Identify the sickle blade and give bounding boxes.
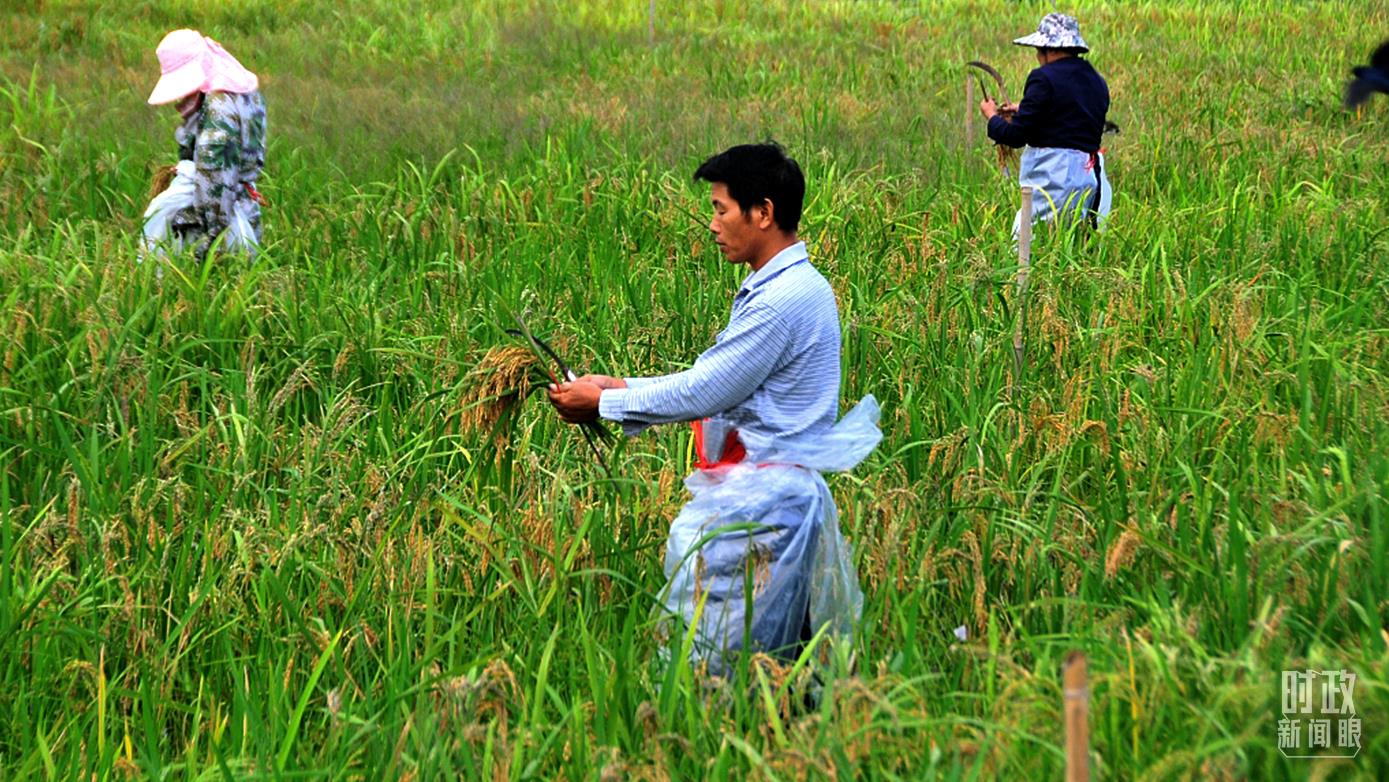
[506,325,575,383]
[965,60,1011,104]
[505,324,615,451]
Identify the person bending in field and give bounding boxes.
[547,143,881,676]
[980,13,1112,235]
[141,29,267,261]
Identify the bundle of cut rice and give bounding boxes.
[148,163,178,202]
[459,345,544,435]
[460,339,612,471]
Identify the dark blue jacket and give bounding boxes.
[988,57,1109,153]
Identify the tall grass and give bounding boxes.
[1,0,1386,778]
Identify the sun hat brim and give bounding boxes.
[148,59,205,105]
[1012,31,1090,53]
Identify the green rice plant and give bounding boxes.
[0,0,1385,778]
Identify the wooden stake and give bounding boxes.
[965,73,975,147]
[1064,651,1090,782]
[1012,185,1033,378]
[648,0,656,45]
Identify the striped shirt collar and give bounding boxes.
[738,240,808,296]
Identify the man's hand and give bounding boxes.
[979,97,999,120]
[573,374,627,391]
[547,380,603,424]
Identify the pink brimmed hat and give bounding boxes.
[147,29,258,105]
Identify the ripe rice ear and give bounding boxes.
[460,345,542,434]
[148,163,178,202]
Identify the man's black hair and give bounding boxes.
[693,142,805,233]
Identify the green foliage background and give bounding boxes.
[1,1,1386,778]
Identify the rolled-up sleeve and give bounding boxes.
[987,70,1049,149]
[599,302,790,436]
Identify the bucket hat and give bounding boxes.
[1012,13,1089,53]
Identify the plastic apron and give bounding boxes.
[662,395,881,675]
[1012,146,1112,237]
[141,160,262,260]
[140,160,198,260]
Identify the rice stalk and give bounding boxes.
[459,345,543,435]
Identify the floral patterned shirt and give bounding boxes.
[171,90,267,257]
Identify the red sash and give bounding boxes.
[691,419,746,470]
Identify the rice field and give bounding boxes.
[1,0,1387,778]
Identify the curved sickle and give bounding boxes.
[505,326,573,383]
[965,60,1011,105]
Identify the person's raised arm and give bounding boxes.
[985,70,1050,149]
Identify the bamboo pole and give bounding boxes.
[1012,185,1033,378]
[1064,651,1090,782]
[965,73,975,147]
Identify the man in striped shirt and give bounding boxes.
[547,143,839,443]
[548,143,878,671]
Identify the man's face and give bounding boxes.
[708,182,763,265]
